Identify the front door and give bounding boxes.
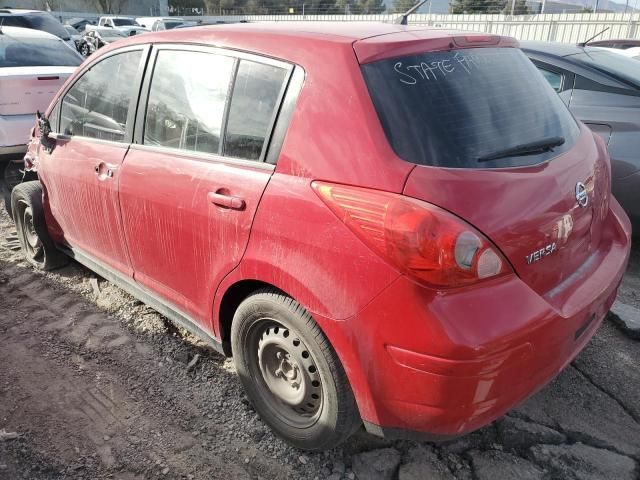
[38,46,148,276]
[119,46,291,328]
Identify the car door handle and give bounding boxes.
[208,191,246,210]
[95,162,116,178]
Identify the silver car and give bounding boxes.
[522,42,640,233]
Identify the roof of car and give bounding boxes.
[519,41,587,57]
[99,22,517,66]
[0,25,59,40]
[0,9,45,14]
[125,22,501,46]
[589,38,640,45]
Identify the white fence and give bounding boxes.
[54,12,640,43]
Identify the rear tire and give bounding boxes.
[11,181,68,270]
[231,288,361,451]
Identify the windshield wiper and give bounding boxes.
[478,136,565,163]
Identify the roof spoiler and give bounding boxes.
[394,0,430,26]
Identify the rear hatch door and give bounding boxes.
[360,44,610,297]
[0,67,76,115]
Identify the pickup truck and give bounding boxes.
[96,16,147,36]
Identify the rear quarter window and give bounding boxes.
[361,47,580,169]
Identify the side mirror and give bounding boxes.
[36,111,51,141]
[36,110,57,153]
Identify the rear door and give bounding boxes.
[119,45,292,327]
[360,46,610,298]
[38,46,149,276]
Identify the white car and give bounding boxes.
[0,26,82,215]
[597,46,640,61]
[136,16,184,30]
[96,16,147,36]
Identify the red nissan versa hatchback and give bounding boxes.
[12,23,631,451]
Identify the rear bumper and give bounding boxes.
[332,199,631,438]
[0,114,34,160]
[0,144,27,160]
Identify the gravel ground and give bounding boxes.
[0,206,639,480]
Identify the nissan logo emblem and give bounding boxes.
[575,182,588,208]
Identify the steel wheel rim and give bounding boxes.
[20,204,44,262]
[248,319,323,428]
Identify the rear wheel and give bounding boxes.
[12,181,67,270]
[231,289,361,450]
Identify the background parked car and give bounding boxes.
[151,18,191,31]
[64,24,82,48]
[136,16,187,31]
[523,41,640,232]
[599,46,640,60]
[65,17,96,33]
[76,29,127,57]
[0,26,81,216]
[0,9,75,50]
[587,38,640,49]
[96,16,147,36]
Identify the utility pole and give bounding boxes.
[511,0,517,15]
[540,0,546,14]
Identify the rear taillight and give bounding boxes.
[312,182,513,288]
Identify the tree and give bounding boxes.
[502,0,530,14]
[93,0,127,14]
[357,0,386,13]
[450,0,506,13]
[390,0,417,13]
[169,0,206,15]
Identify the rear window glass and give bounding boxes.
[0,36,82,67]
[361,47,580,169]
[223,60,288,160]
[0,13,70,40]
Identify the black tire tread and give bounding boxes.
[232,287,361,450]
[11,181,67,270]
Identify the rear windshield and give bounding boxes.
[0,36,82,67]
[361,47,580,168]
[113,18,136,26]
[0,13,70,40]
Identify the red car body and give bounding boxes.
[27,23,631,440]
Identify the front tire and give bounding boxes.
[11,181,67,270]
[231,289,361,451]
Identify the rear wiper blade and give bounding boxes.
[478,136,565,163]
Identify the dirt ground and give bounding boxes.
[1,206,639,480]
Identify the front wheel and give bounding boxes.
[231,289,361,451]
[11,181,67,270]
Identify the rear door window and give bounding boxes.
[144,50,235,155]
[223,60,288,160]
[361,47,580,169]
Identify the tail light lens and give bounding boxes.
[312,181,513,288]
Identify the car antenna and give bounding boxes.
[394,0,430,25]
[577,27,610,47]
